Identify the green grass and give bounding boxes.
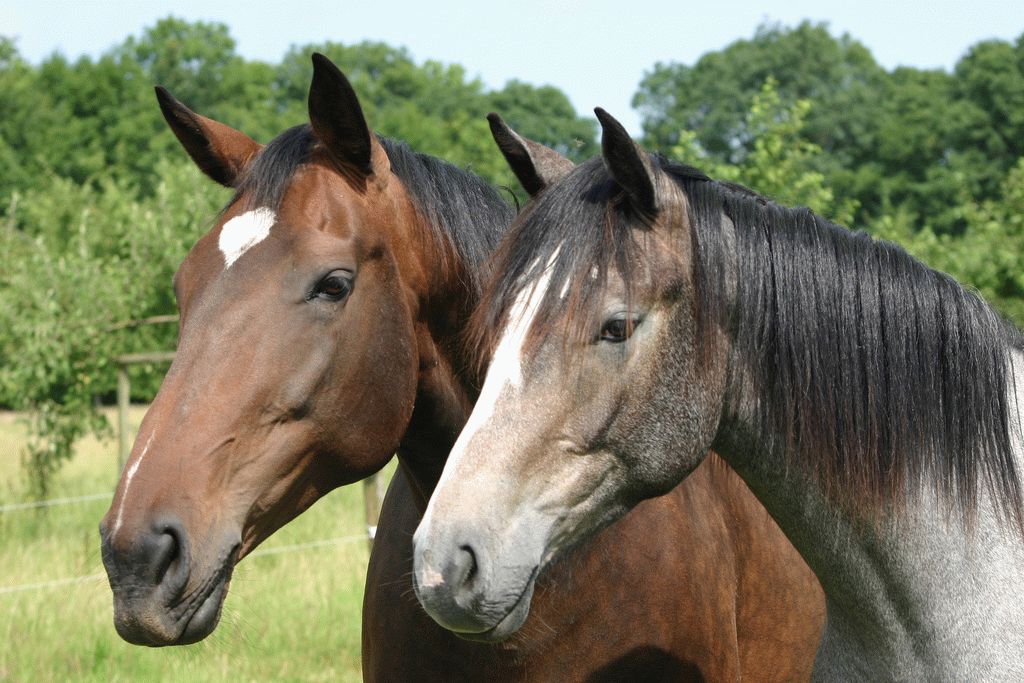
[0,408,391,682]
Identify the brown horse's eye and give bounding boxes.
[312,271,353,301]
[599,315,640,343]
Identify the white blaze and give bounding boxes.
[111,431,156,538]
[218,208,276,268]
[419,250,562,531]
[463,249,560,432]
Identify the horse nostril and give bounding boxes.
[151,518,190,596]
[456,544,478,583]
[446,543,481,601]
[413,534,502,633]
[152,530,178,585]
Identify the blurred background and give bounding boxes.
[1,1,1022,680]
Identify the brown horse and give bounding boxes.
[100,54,823,680]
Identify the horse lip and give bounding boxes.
[453,565,539,643]
[163,544,240,645]
[174,569,234,644]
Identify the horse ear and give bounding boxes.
[487,113,574,196]
[308,53,385,177]
[595,108,658,215]
[155,87,261,188]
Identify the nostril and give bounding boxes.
[152,530,179,585]
[447,543,480,600]
[151,519,190,596]
[457,544,478,583]
[413,535,499,633]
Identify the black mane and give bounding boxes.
[230,125,513,295]
[231,124,314,212]
[380,137,513,293]
[475,154,1024,525]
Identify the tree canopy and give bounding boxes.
[634,22,1024,235]
[1,17,1022,493]
[0,17,595,492]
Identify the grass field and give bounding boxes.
[0,408,391,682]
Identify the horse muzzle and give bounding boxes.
[412,521,542,642]
[99,516,239,646]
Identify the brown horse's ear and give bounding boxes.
[487,113,574,196]
[308,53,386,178]
[154,87,261,188]
[595,107,658,215]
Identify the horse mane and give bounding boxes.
[379,137,514,294]
[473,154,1024,526]
[229,124,513,296]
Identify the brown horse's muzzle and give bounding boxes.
[99,515,239,646]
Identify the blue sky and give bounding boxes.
[4,0,1022,134]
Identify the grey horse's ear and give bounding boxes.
[487,113,574,196]
[155,86,261,188]
[595,107,658,215]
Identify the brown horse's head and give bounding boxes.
[100,54,507,646]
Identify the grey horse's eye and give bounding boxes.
[599,315,640,343]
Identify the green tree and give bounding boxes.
[633,22,1024,235]
[875,158,1024,326]
[861,67,984,230]
[120,17,244,114]
[634,21,884,165]
[273,41,595,188]
[669,79,857,226]
[0,160,226,495]
[952,37,1024,197]
[0,17,597,493]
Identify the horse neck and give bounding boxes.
[397,322,478,507]
[391,193,508,508]
[714,348,1024,679]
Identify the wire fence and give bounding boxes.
[0,533,365,596]
[0,492,113,513]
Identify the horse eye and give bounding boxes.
[312,271,353,301]
[599,315,640,343]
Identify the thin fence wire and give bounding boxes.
[0,572,107,595]
[0,534,365,596]
[0,492,114,513]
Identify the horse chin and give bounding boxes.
[112,551,237,647]
[454,573,538,643]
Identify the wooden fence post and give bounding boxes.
[112,351,176,475]
[116,365,130,472]
[362,472,386,550]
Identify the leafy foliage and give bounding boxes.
[0,162,225,494]
[875,158,1024,326]
[634,22,1024,235]
[668,76,1024,329]
[634,22,884,165]
[0,18,594,494]
[669,79,857,226]
[1,16,1022,493]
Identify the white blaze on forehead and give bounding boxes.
[417,249,562,537]
[477,246,562,399]
[486,256,558,391]
[110,431,156,539]
[218,207,276,268]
